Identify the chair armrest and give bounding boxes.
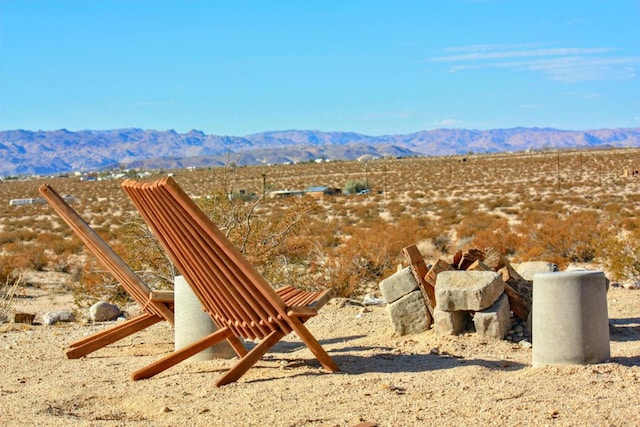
[287,306,318,318]
[149,290,174,303]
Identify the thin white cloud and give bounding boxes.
[428,43,640,83]
[431,47,614,62]
[562,92,603,99]
[432,119,462,127]
[442,43,550,53]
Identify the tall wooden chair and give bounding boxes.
[121,177,339,386]
[39,184,175,359]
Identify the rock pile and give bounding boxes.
[434,270,510,339]
[379,245,557,341]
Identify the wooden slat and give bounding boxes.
[153,181,280,336]
[132,328,234,381]
[66,313,162,359]
[403,245,436,313]
[162,178,292,321]
[124,181,261,339]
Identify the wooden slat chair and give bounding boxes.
[121,177,339,386]
[39,184,175,359]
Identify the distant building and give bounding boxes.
[9,198,45,206]
[267,190,305,199]
[304,186,342,199]
[9,194,75,206]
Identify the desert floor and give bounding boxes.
[1,277,639,427]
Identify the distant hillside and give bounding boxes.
[1,127,639,176]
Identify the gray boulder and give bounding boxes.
[473,293,511,339]
[512,261,557,281]
[43,310,75,325]
[379,267,418,304]
[386,290,432,336]
[89,301,121,322]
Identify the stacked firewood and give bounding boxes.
[403,245,532,321]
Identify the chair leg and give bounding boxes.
[66,313,162,359]
[225,335,249,358]
[289,318,340,372]
[215,330,285,387]
[132,327,233,380]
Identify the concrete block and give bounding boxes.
[532,271,610,367]
[175,276,235,360]
[379,267,419,304]
[386,290,432,336]
[433,307,471,335]
[435,270,505,312]
[474,293,511,339]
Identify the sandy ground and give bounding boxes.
[1,280,639,427]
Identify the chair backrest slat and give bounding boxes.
[122,177,294,339]
[137,182,271,338]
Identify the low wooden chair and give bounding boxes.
[121,177,339,386]
[39,184,175,359]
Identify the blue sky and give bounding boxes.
[1,0,638,136]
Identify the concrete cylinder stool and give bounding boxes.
[174,276,235,361]
[532,271,610,367]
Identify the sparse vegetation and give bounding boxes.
[2,147,640,305]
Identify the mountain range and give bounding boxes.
[1,127,639,176]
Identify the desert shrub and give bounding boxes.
[0,231,19,246]
[2,228,39,243]
[0,255,20,285]
[2,241,47,272]
[463,216,522,257]
[120,216,176,290]
[385,200,406,220]
[319,217,429,297]
[73,257,129,307]
[229,196,321,289]
[456,212,502,240]
[515,210,602,268]
[119,185,321,296]
[485,195,512,210]
[36,232,83,256]
[596,219,640,283]
[343,180,370,195]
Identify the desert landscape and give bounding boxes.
[1,149,640,426]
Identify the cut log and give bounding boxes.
[453,251,463,269]
[465,259,492,272]
[402,245,435,317]
[503,283,529,320]
[482,247,508,270]
[456,248,486,270]
[425,259,454,288]
[480,247,532,320]
[498,265,532,320]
